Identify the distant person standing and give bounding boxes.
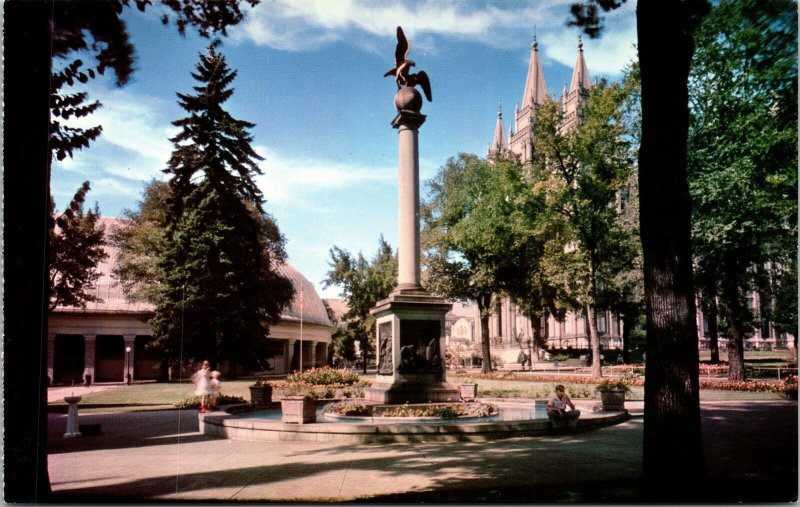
[192,360,212,413]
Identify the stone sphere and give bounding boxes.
[394,86,422,112]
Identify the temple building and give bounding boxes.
[484,35,625,354]
[48,218,334,385]
[483,35,794,354]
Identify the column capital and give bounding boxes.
[83,334,97,341]
[392,110,426,131]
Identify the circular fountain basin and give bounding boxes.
[199,399,628,443]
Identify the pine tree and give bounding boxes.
[151,45,293,372]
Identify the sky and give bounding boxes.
[51,0,638,299]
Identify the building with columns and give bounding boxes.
[48,218,334,385]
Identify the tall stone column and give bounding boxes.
[83,335,96,382]
[393,100,425,292]
[364,86,457,404]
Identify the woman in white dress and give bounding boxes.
[192,360,212,412]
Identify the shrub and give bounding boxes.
[286,366,361,386]
[174,394,247,409]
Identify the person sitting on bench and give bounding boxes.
[546,384,580,428]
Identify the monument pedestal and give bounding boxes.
[364,289,458,404]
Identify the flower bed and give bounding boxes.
[455,370,795,393]
[175,394,247,409]
[323,401,498,419]
[286,366,361,386]
[269,380,370,399]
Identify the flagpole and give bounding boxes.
[299,283,304,373]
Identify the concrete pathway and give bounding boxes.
[47,401,797,502]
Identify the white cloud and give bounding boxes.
[62,87,176,176]
[254,145,395,207]
[236,0,581,51]
[540,2,637,77]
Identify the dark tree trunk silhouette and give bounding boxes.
[3,1,54,501]
[637,0,707,498]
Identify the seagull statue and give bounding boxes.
[384,26,432,102]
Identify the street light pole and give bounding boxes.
[125,346,132,384]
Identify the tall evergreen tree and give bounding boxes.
[48,181,108,311]
[151,45,293,373]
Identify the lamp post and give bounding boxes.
[125,346,132,384]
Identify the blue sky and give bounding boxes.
[51,0,638,299]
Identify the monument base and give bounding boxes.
[368,289,457,405]
[364,380,459,404]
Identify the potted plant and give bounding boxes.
[249,377,273,406]
[459,383,478,402]
[280,387,318,424]
[595,380,630,411]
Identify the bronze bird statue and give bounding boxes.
[384,26,432,102]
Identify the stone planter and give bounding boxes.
[459,383,478,402]
[249,385,273,406]
[281,396,317,424]
[599,388,626,411]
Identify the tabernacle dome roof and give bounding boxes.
[54,218,333,328]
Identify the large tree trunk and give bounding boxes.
[585,304,603,378]
[704,290,721,364]
[586,257,603,378]
[722,257,746,380]
[637,0,707,498]
[3,1,54,501]
[477,293,493,373]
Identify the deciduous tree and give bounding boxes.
[49,181,108,311]
[421,155,533,373]
[568,0,710,496]
[323,237,397,373]
[531,82,636,378]
[688,0,798,380]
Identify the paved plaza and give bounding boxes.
[47,399,797,503]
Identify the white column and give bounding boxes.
[83,335,96,383]
[47,333,56,384]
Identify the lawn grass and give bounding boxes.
[48,380,257,414]
[699,348,798,366]
[50,364,791,415]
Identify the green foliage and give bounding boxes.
[174,394,247,409]
[110,180,170,303]
[688,0,798,378]
[48,1,258,161]
[148,47,293,370]
[323,237,397,367]
[48,181,107,311]
[531,79,639,376]
[422,155,539,372]
[286,366,361,386]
